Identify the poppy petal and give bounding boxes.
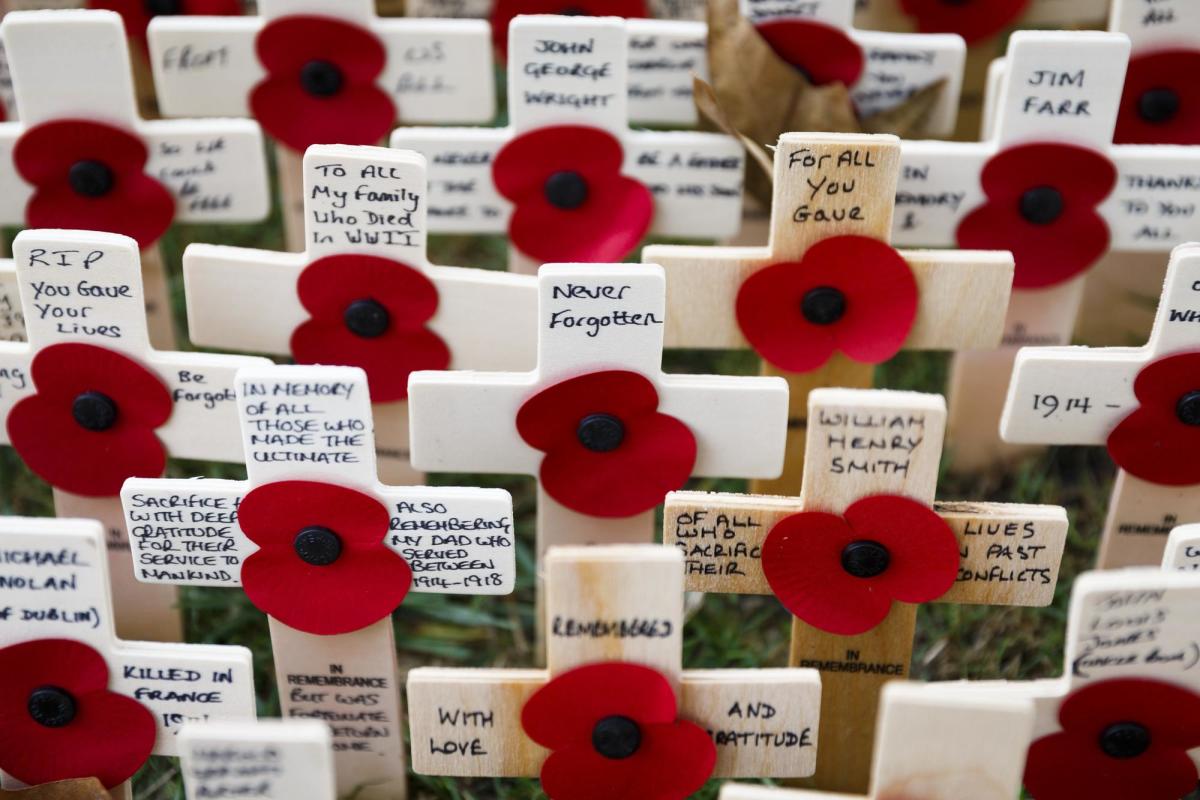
[754,19,865,87]
[516,371,661,453]
[238,481,391,549]
[1107,352,1200,486]
[0,640,155,789]
[897,0,1029,44]
[522,663,679,751]
[842,495,959,604]
[1115,50,1200,146]
[490,0,649,57]
[291,321,450,402]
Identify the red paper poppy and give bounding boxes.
[291,254,450,403]
[522,662,716,800]
[754,19,864,87]
[761,494,958,635]
[1107,351,1200,486]
[88,0,242,49]
[7,343,171,498]
[238,480,412,636]
[492,125,653,264]
[13,119,176,249]
[736,235,917,373]
[490,0,649,57]
[957,142,1116,289]
[1024,678,1200,800]
[516,370,696,518]
[897,0,1029,44]
[0,639,156,789]
[250,15,394,154]
[1115,50,1200,145]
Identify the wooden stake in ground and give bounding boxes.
[407,262,788,577]
[735,0,966,137]
[0,10,269,350]
[938,567,1200,800]
[146,0,495,252]
[391,15,746,273]
[408,545,823,793]
[645,132,1013,497]
[853,0,1109,140]
[719,682,1035,800]
[0,516,256,799]
[122,364,517,800]
[179,721,335,800]
[1002,244,1200,569]
[663,387,1068,793]
[0,229,270,642]
[1077,0,1200,347]
[182,144,537,485]
[890,30,1200,472]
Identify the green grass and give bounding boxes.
[0,172,1115,800]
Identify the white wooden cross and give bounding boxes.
[853,0,1109,40]
[147,0,495,251]
[179,720,336,800]
[409,545,823,791]
[936,567,1200,800]
[182,144,538,485]
[719,682,1035,800]
[0,9,269,349]
[390,15,747,274]
[1163,523,1200,571]
[737,0,966,137]
[405,0,709,21]
[890,30,1200,471]
[1078,0,1200,347]
[0,258,22,343]
[407,262,788,566]
[663,387,1068,793]
[122,363,517,800]
[1001,244,1200,570]
[644,131,1014,497]
[0,229,270,643]
[0,516,256,798]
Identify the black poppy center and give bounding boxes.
[72,391,119,432]
[1099,722,1151,759]
[343,299,391,339]
[592,715,641,759]
[294,526,343,567]
[300,60,345,98]
[28,686,77,728]
[801,286,847,326]
[68,160,115,198]
[577,413,625,453]
[1019,186,1065,226]
[544,171,589,210]
[1139,87,1181,125]
[145,0,183,15]
[841,540,891,579]
[560,6,588,15]
[1176,391,1200,426]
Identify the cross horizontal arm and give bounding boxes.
[388,128,509,234]
[1164,525,1200,571]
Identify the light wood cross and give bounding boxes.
[409,545,823,791]
[146,0,496,251]
[122,364,517,800]
[179,720,335,800]
[643,132,1014,497]
[1163,523,1200,571]
[390,15,747,274]
[182,144,537,485]
[1002,244,1200,569]
[0,229,270,642]
[737,0,966,137]
[936,567,1200,800]
[407,262,788,573]
[0,10,269,350]
[406,0,709,21]
[1079,0,1200,347]
[890,30,1200,471]
[0,516,256,799]
[0,258,21,342]
[663,387,1068,793]
[719,682,1035,800]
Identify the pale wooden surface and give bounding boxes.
[275,144,306,255]
[1075,251,1165,346]
[1163,524,1200,571]
[179,720,336,800]
[269,618,408,800]
[139,244,176,351]
[1098,472,1200,568]
[53,490,183,643]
